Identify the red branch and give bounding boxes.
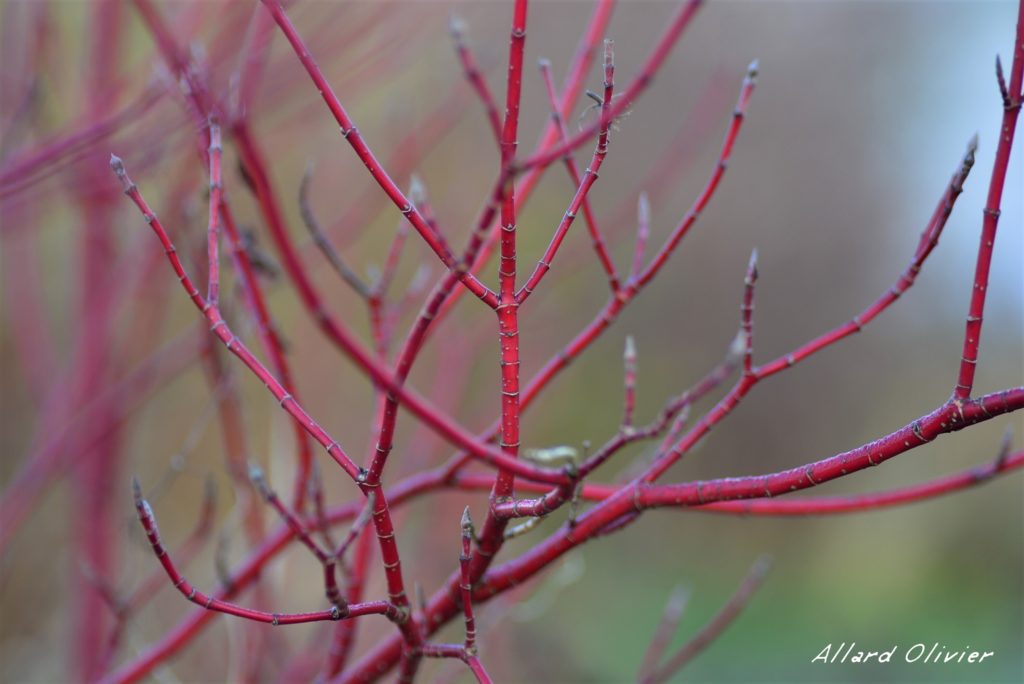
[65,2,1024,682]
[953,11,1024,399]
[639,556,772,684]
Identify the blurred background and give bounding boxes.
[1,1,1021,682]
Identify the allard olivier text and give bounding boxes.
[813,643,995,665]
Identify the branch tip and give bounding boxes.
[995,427,1013,468]
[966,132,979,156]
[448,12,467,42]
[131,476,142,504]
[537,57,552,70]
[746,59,760,80]
[461,506,473,534]
[728,329,746,361]
[958,134,979,176]
[659,581,692,618]
[624,335,637,361]
[248,464,270,499]
[995,54,1010,105]
[746,248,759,282]
[675,404,692,428]
[751,553,774,577]
[408,173,426,204]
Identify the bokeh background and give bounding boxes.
[1,1,1021,682]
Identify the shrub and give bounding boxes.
[1,1,1020,682]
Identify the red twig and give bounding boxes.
[426,0,616,327]
[536,56,620,292]
[635,60,758,290]
[518,0,704,172]
[97,477,217,670]
[491,479,578,519]
[109,154,364,480]
[417,508,492,683]
[298,164,371,299]
[258,0,496,306]
[639,556,772,684]
[205,120,223,305]
[104,409,1023,684]
[953,14,1024,399]
[642,134,977,483]
[469,0,531,593]
[740,248,758,376]
[622,335,638,428]
[248,466,330,565]
[518,40,616,302]
[630,192,651,281]
[636,585,690,681]
[449,14,502,144]
[697,446,1024,516]
[83,4,1023,683]
[459,508,479,656]
[129,0,319,510]
[131,478,396,625]
[756,135,978,381]
[230,126,566,485]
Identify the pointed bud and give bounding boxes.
[728,330,746,362]
[666,584,692,619]
[624,335,636,362]
[752,553,774,577]
[746,248,759,284]
[672,405,692,431]
[408,174,426,205]
[995,54,1009,105]
[964,133,979,171]
[449,13,467,42]
[248,464,270,499]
